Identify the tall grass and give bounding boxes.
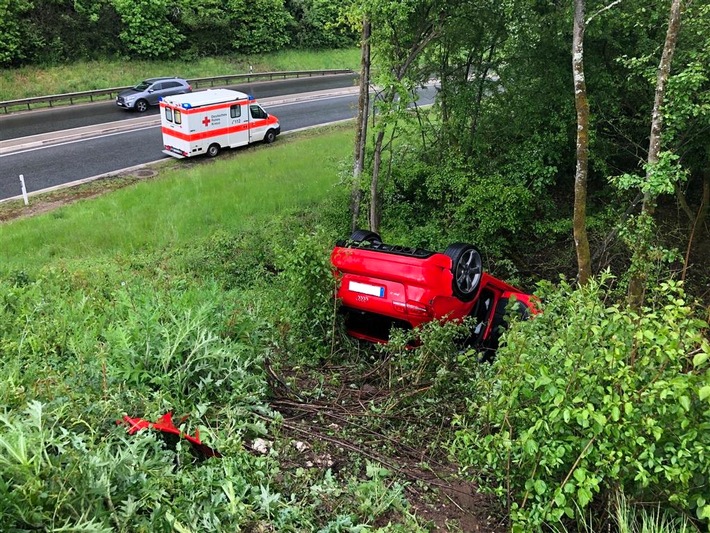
[0,125,353,270]
[0,49,360,100]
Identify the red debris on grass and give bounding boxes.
[119,412,222,459]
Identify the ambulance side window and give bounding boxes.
[230,105,241,118]
[174,109,182,125]
[165,108,173,123]
[250,105,267,119]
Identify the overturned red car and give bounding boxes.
[331,230,537,354]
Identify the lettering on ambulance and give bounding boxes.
[206,112,228,127]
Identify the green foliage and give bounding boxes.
[0,256,424,530]
[227,0,293,54]
[0,0,33,65]
[288,0,356,48]
[272,228,339,358]
[611,151,688,197]
[382,153,535,256]
[0,0,355,66]
[381,318,476,391]
[111,0,185,58]
[450,275,710,530]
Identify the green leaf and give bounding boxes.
[699,386,710,402]
[534,479,547,495]
[693,351,709,367]
[577,487,592,508]
[679,395,691,411]
[554,492,566,507]
[611,406,620,421]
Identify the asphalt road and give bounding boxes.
[0,94,360,200]
[0,73,359,141]
[0,77,436,202]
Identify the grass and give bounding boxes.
[0,49,360,101]
[0,124,354,270]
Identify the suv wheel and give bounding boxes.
[135,99,148,113]
[444,243,482,301]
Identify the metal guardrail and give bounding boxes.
[0,69,355,114]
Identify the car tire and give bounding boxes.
[264,129,276,144]
[207,144,220,157]
[135,99,149,113]
[444,243,482,302]
[349,229,382,243]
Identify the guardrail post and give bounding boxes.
[19,175,29,205]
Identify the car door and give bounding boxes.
[147,82,164,105]
[248,104,269,142]
[162,81,186,97]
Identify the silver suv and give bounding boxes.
[116,77,192,112]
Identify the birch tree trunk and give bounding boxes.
[628,0,683,307]
[572,0,592,285]
[351,18,371,232]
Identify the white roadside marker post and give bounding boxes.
[19,174,29,205]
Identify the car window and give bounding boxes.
[174,109,182,124]
[133,81,151,91]
[163,81,182,89]
[165,107,173,123]
[150,82,163,91]
[250,105,267,119]
[230,105,241,118]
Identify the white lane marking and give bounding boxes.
[0,124,159,158]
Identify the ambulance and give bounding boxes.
[159,89,281,159]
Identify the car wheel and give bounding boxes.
[135,99,149,113]
[349,229,382,243]
[207,144,220,157]
[264,130,276,144]
[444,243,482,302]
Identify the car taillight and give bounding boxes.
[392,300,432,317]
[405,301,432,317]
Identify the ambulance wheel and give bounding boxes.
[444,243,482,302]
[264,130,276,144]
[135,99,148,113]
[207,144,220,157]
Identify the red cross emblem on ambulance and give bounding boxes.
[202,117,211,127]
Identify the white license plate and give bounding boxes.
[349,281,385,297]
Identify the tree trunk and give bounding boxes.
[681,167,710,281]
[351,18,371,232]
[572,0,592,285]
[370,129,386,233]
[628,0,683,307]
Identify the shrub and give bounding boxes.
[450,275,710,530]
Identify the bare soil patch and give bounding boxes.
[265,360,507,532]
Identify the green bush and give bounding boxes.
[450,275,710,530]
[271,228,339,359]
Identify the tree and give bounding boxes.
[351,17,371,231]
[0,0,34,66]
[111,0,184,58]
[362,0,448,232]
[572,0,592,285]
[627,0,684,308]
